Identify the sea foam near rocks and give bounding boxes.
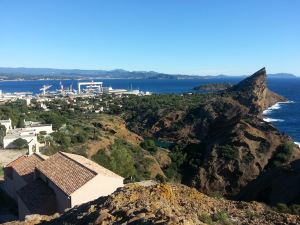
[263,101,294,122]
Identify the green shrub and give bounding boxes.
[219,145,238,161]
[270,141,294,167]
[140,139,158,153]
[290,204,300,215]
[213,211,232,225]
[243,152,254,164]
[155,174,166,183]
[0,167,4,177]
[275,203,290,213]
[12,138,28,149]
[199,213,213,224]
[164,145,187,182]
[93,139,155,181]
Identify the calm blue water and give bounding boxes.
[0,78,299,143]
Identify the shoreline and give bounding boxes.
[263,101,300,147]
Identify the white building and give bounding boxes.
[0,118,13,130]
[1,119,53,151]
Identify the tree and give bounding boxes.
[39,112,66,130]
[12,138,28,150]
[0,125,6,148]
[16,117,25,128]
[141,139,157,153]
[52,132,71,147]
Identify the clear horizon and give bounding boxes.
[0,0,299,75]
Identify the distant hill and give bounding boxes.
[0,67,208,80]
[0,67,298,80]
[268,73,298,78]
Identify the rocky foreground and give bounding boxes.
[5,183,300,225]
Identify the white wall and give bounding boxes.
[0,120,12,131]
[70,174,123,207]
[3,135,37,149]
[29,125,53,134]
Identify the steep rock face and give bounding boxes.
[228,67,287,114]
[5,183,300,225]
[184,117,300,197]
[123,68,299,200]
[238,159,300,205]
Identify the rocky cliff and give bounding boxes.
[227,67,287,114]
[122,68,300,202]
[4,183,300,225]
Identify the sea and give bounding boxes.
[0,77,299,145]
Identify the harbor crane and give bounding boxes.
[40,85,52,95]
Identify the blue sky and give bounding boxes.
[0,0,299,75]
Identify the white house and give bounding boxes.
[1,119,53,151]
[0,118,13,130]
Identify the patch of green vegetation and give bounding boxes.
[274,203,300,216]
[164,145,187,182]
[11,138,28,149]
[256,140,270,158]
[92,139,153,182]
[270,141,295,167]
[213,211,233,225]
[193,83,232,91]
[140,139,158,153]
[219,145,238,161]
[199,213,214,225]
[243,152,255,164]
[210,192,224,200]
[155,174,166,183]
[245,210,261,219]
[0,124,6,148]
[0,167,4,177]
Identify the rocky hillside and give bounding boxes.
[122,68,300,202]
[4,183,300,225]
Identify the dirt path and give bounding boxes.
[0,149,27,167]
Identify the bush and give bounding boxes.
[164,145,187,182]
[290,204,300,215]
[270,141,295,167]
[243,152,254,164]
[213,211,232,225]
[275,203,290,213]
[219,145,238,161]
[39,112,66,130]
[155,174,166,183]
[12,138,28,149]
[92,142,137,179]
[52,132,71,147]
[140,139,157,153]
[92,139,155,182]
[0,125,6,148]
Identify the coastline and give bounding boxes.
[263,101,300,147]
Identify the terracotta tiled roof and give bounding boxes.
[17,179,57,215]
[61,152,123,179]
[5,153,45,182]
[36,152,97,195]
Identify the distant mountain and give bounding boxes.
[268,73,298,78]
[0,67,200,80]
[0,67,298,80]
